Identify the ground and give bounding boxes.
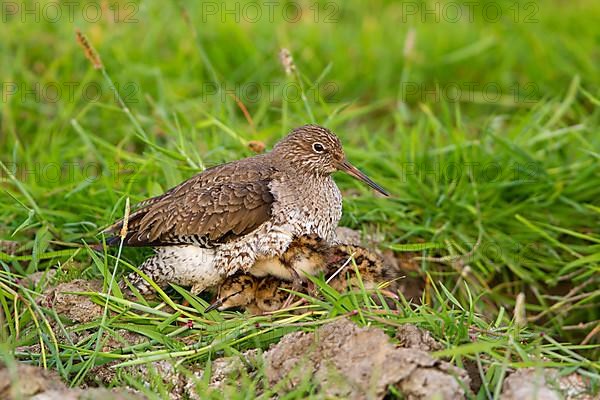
[0,0,599,399]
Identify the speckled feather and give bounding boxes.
[109,125,352,294]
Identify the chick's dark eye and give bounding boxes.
[312,142,325,153]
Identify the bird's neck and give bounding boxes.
[270,153,328,180]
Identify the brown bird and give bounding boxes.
[206,235,401,313]
[103,125,388,295]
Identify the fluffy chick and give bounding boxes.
[207,236,401,313]
[254,276,296,312]
[325,244,399,292]
[249,234,328,280]
[206,235,324,312]
[205,273,258,312]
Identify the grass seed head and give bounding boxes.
[279,48,296,76]
[75,29,103,70]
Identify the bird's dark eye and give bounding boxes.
[312,142,325,153]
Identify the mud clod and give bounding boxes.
[0,363,143,400]
[264,318,470,399]
[91,350,258,400]
[31,388,145,400]
[501,368,596,400]
[501,368,561,400]
[396,323,444,352]
[45,279,104,323]
[0,364,65,399]
[20,270,57,288]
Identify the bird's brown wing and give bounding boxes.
[102,155,278,247]
[132,158,268,209]
[104,179,274,247]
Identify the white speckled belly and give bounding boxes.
[159,246,221,293]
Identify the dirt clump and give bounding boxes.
[502,368,597,400]
[31,388,145,400]
[206,349,258,390]
[501,368,560,400]
[396,323,443,352]
[91,350,259,400]
[0,240,19,255]
[0,364,64,399]
[556,371,598,400]
[44,279,104,323]
[264,318,470,399]
[20,270,57,288]
[0,363,143,400]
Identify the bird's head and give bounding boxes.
[205,274,257,312]
[272,125,389,196]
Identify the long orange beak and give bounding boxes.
[337,159,389,196]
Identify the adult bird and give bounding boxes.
[102,125,388,294]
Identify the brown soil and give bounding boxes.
[395,323,444,352]
[43,279,104,323]
[502,368,595,400]
[0,364,144,400]
[264,318,471,399]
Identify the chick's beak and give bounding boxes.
[336,159,389,196]
[204,299,222,313]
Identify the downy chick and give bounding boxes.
[205,235,324,312]
[207,236,401,313]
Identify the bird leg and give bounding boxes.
[305,278,318,297]
[281,267,303,309]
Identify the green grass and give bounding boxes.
[1,0,599,398]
